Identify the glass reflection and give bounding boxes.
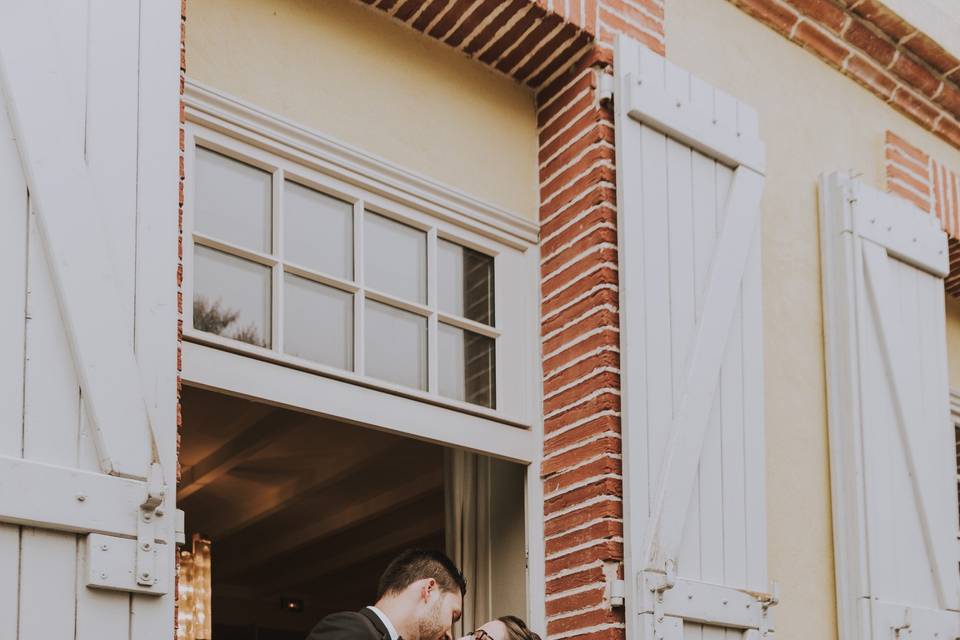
[439,323,496,408]
[193,245,271,348]
[283,273,353,370]
[364,213,426,303]
[194,148,272,253]
[438,240,494,325]
[284,181,353,280]
[365,299,427,390]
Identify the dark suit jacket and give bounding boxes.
[306,607,392,640]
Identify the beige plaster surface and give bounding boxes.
[667,1,960,637]
[186,0,539,220]
[946,297,960,389]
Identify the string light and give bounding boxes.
[177,534,213,640]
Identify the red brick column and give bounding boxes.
[535,4,663,639]
[175,0,187,634]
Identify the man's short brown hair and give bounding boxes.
[377,549,467,600]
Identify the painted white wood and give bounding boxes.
[0,1,156,480]
[644,165,763,570]
[184,79,539,248]
[820,172,960,640]
[0,0,180,636]
[129,0,181,631]
[182,341,537,463]
[0,456,168,540]
[625,52,765,174]
[616,35,771,640]
[0,64,27,640]
[21,200,83,640]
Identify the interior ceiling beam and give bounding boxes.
[257,511,445,597]
[199,437,395,539]
[217,467,443,580]
[178,409,305,500]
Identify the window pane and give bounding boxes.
[283,273,353,370]
[194,148,272,253]
[364,213,426,303]
[284,182,353,279]
[438,240,494,325]
[193,245,271,348]
[365,299,426,390]
[439,323,496,408]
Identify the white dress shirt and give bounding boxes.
[367,606,400,640]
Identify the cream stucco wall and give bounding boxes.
[667,2,960,638]
[186,0,539,220]
[946,297,960,389]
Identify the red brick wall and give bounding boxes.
[175,0,186,634]
[885,130,960,296]
[727,0,960,150]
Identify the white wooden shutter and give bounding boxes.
[0,1,180,638]
[615,37,775,640]
[820,173,960,639]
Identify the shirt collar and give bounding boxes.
[367,606,401,640]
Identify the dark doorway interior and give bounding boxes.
[179,386,446,640]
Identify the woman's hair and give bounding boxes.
[497,616,542,640]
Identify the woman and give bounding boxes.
[465,616,542,640]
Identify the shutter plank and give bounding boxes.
[0,0,155,479]
[19,529,78,639]
[130,0,181,632]
[0,71,26,640]
[741,231,766,591]
[86,0,141,349]
[863,242,951,606]
[641,124,673,494]
[21,208,82,640]
[692,151,722,594]
[668,138,701,583]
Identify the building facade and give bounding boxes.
[0,0,959,639]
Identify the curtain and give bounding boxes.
[445,449,491,638]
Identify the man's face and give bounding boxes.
[416,587,462,640]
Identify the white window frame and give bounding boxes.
[182,80,540,432]
[186,131,500,407]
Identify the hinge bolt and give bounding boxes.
[155,509,164,517]
[141,572,150,580]
[142,543,151,551]
[76,494,86,502]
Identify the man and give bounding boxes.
[306,549,466,640]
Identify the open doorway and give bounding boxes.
[177,386,528,640]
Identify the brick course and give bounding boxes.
[884,130,960,296]
[725,0,960,155]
